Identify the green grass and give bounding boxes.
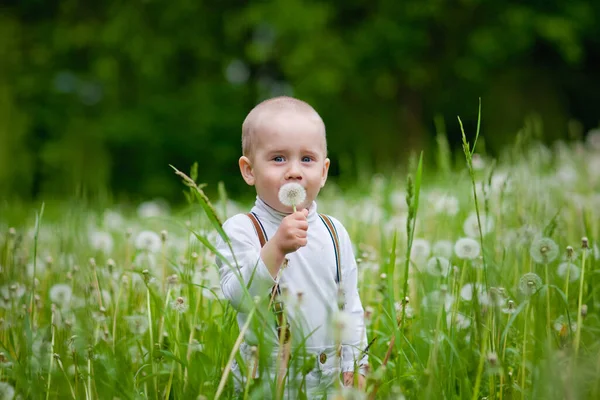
[1,132,600,399]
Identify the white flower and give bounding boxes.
[103,210,125,230]
[518,273,543,296]
[471,154,485,170]
[133,252,157,272]
[447,312,471,330]
[124,315,149,335]
[422,290,454,312]
[553,315,577,334]
[0,381,15,400]
[49,284,72,308]
[410,238,431,263]
[135,231,162,253]
[490,172,512,194]
[278,182,306,208]
[137,200,169,218]
[454,238,481,260]
[432,240,453,259]
[556,165,577,185]
[530,237,559,264]
[460,283,487,303]
[89,231,114,254]
[432,194,460,216]
[426,256,450,277]
[586,128,600,150]
[171,297,189,313]
[394,302,414,319]
[463,212,494,238]
[557,262,580,282]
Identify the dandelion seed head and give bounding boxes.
[530,237,559,263]
[137,200,169,218]
[454,237,481,260]
[582,236,589,249]
[135,231,162,253]
[0,381,15,400]
[586,128,600,150]
[124,315,149,335]
[49,284,72,308]
[89,231,114,254]
[432,194,460,216]
[557,262,580,282]
[463,213,494,238]
[425,256,450,277]
[103,209,124,230]
[410,238,431,262]
[171,297,188,313]
[518,272,543,296]
[553,315,577,335]
[278,182,307,208]
[432,240,453,259]
[446,312,471,330]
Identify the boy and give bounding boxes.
[216,96,368,397]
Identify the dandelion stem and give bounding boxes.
[574,249,587,357]
[215,307,256,400]
[45,306,56,400]
[544,263,551,333]
[164,311,180,400]
[146,285,158,399]
[521,302,531,399]
[112,277,124,353]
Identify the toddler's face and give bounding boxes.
[239,111,330,213]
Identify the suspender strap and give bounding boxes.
[246,212,267,247]
[246,212,289,342]
[319,214,342,285]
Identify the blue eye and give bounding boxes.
[273,156,284,162]
[302,156,312,162]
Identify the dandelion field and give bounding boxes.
[2,128,600,399]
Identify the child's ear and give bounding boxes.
[239,156,255,186]
[320,158,330,188]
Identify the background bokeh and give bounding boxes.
[1,0,599,204]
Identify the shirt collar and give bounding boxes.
[251,196,318,225]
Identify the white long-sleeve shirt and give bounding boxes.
[216,197,368,373]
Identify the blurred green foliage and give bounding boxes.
[1,0,599,202]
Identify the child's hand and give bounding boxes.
[273,209,309,255]
[260,209,308,278]
[342,372,366,390]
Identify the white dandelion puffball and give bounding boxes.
[278,182,306,208]
[463,212,494,238]
[426,256,451,277]
[0,382,15,400]
[586,128,600,150]
[49,284,73,308]
[410,238,431,262]
[447,312,471,331]
[433,194,460,216]
[103,210,125,230]
[135,230,162,253]
[89,231,114,254]
[530,237,559,264]
[518,272,543,296]
[454,237,481,260]
[432,240,454,259]
[557,262,580,282]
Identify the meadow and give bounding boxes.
[2,127,600,399]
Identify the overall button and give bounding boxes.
[319,352,327,364]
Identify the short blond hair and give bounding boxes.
[241,96,326,157]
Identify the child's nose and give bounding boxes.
[285,162,302,180]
